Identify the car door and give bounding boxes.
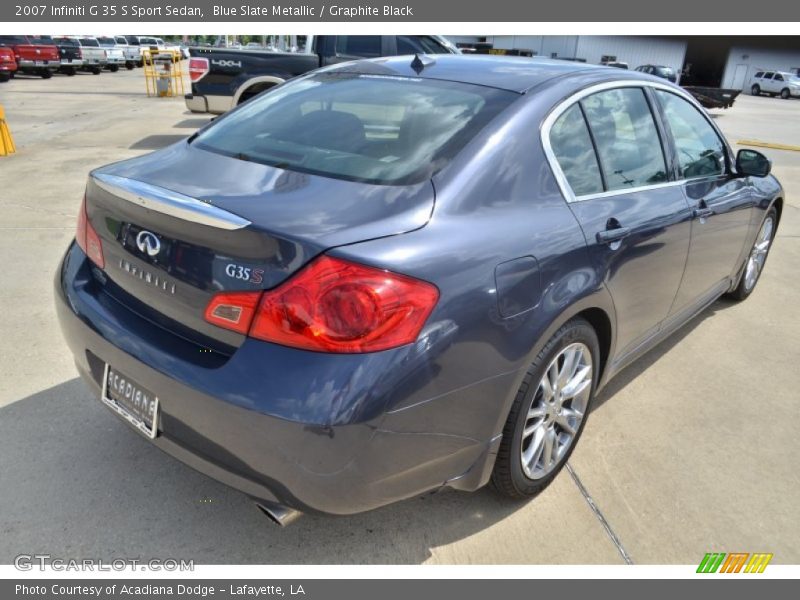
[762,72,776,93]
[547,85,692,359]
[653,89,754,317]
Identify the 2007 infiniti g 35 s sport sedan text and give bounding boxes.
[56,55,782,522]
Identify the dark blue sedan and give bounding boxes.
[56,55,783,522]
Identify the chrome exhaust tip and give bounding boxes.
[255,502,302,526]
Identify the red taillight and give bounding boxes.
[252,256,438,353]
[75,196,105,268]
[204,291,261,335]
[203,257,439,353]
[188,57,209,82]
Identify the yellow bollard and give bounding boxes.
[0,103,16,156]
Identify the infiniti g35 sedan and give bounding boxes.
[56,55,782,522]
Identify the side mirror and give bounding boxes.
[736,149,771,178]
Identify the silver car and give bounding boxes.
[750,70,800,99]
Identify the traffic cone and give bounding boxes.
[0,104,16,156]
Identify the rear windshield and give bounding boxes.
[97,37,117,45]
[28,36,54,44]
[125,36,141,45]
[0,35,30,45]
[54,37,80,47]
[193,72,517,185]
[655,66,674,76]
[80,38,100,47]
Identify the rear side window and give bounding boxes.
[549,104,604,196]
[655,90,726,179]
[774,73,784,81]
[193,72,517,185]
[581,88,668,191]
[754,71,764,78]
[335,36,382,57]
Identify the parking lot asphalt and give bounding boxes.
[0,69,798,565]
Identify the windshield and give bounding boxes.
[193,72,517,185]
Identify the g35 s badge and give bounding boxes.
[225,263,264,284]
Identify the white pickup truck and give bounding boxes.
[97,36,135,70]
[53,36,105,74]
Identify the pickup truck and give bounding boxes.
[186,35,459,114]
[96,37,129,71]
[54,37,105,74]
[31,35,83,76]
[112,36,140,69]
[0,35,60,78]
[0,46,16,82]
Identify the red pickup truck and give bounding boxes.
[0,46,16,82]
[0,35,60,78]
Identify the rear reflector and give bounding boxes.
[75,196,105,269]
[204,256,439,353]
[188,57,209,82]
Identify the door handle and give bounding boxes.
[596,226,631,244]
[693,199,714,219]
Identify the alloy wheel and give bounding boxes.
[520,342,593,480]
[744,216,774,291]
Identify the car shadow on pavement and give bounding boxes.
[0,378,529,565]
[173,118,213,129]
[591,297,735,411]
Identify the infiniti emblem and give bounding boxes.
[135,230,161,256]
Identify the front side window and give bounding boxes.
[549,104,604,196]
[193,72,517,185]
[581,88,668,191]
[655,90,726,179]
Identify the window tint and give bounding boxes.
[336,36,381,57]
[193,72,516,185]
[397,36,450,55]
[656,90,726,179]
[581,88,668,191]
[550,104,604,196]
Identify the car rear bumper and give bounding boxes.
[60,58,85,67]
[184,93,232,114]
[17,59,59,69]
[55,243,503,515]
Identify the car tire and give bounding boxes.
[728,207,777,301]
[91,67,101,75]
[0,73,9,83]
[751,84,760,96]
[64,67,76,76]
[492,317,599,499]
[780,88,791,99]
[126,62,135,70]
[109,64,119,73]
[40,70,52,79]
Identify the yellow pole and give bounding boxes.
[0,103,16,156]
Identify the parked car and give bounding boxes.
[634,64,677,82]
[0,46,16,81]
[54,36,105,74]
[56,56,782,522]
[186,34,459,113]
[601,60,629,69]
[750,70,800,99]
[0,35,60,78]
[97,36,135,70]
[122,35,145,67]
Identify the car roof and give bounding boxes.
[325,54,618,94]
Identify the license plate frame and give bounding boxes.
[101,364,160,439]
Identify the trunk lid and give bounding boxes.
[85,142,434,350]
[15,43,59,61]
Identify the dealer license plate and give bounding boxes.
[101,364,159,439]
